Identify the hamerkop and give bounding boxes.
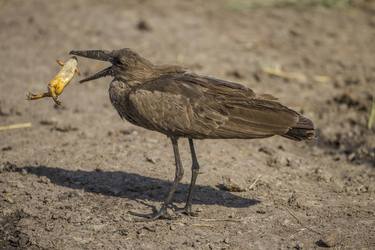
[70,49,314,220]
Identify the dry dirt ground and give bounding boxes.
[0,0,374,249]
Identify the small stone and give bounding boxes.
[45,223,54,232]
[347,153,356,162]
[256,209,266,214]
[144,153,158,164]
[142,225,156,232]
[38,176,51,184]
[287,192,301,208]
[294,241,303,250]
[217,176,246,192]
[52,124,78,132]
[317,230,341,247]
[15,182,25,189]
[39,119,57,126]
[3,194,15,204]
[258,146,275,155]
[119,129,135,135]
[136,20,152,32]
[226,70,244,79]
[195,207,203,212]
[223,238,230,244]
[117,228,129,236]
[0,162,17,173]
[2,146,12,151]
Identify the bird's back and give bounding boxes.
[110,72,314,140]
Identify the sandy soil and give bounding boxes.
[0,0,374,249]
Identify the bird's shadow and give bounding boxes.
[21,165,259,208]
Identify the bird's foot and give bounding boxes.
[147,205,171,221]
[174,205,199,217]
[129,205,172,221]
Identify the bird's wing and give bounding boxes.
[128,73,300,138]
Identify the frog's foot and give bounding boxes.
[27,92,49,100]
[75,67,81,76]
[52,97,62,106]
[56,59,64,67]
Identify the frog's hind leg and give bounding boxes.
[52,96,61,106]
[75,67,81,76]
[26,92,51,100]
[56,59,64,67]
[48,87,61,105]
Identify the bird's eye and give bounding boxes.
[112,57,122,65]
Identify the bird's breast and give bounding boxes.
[108,80,139,125]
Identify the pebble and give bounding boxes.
[317,230,341,247]
[3,194,15,204]
[218,176,246,192]
[136,20,152,32]
[142,225,156,232]
[117,228,129,236]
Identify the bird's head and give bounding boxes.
[69,48,154,83]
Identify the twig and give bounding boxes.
[198,218,242,223]
[191,223,214,228]
[0,122,32,131]
[285,207,322,236]
[248,175,261,190]
[368,97,375,129]
[262,65,307,83]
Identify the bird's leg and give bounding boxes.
[149,136,184,220]
[183,138,200,216]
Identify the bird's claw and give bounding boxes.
[147,206,171,221]
[174,205,199,217]
[129,205,172,221]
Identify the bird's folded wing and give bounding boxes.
[128,74,300,139]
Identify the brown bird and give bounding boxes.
[70,49,314,220]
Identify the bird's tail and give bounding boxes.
[282,115,315,141]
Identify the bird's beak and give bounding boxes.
[70,50,114,62]
[69,50,114,83]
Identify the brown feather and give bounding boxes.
[75,48,315,141]
[115,73,311,139]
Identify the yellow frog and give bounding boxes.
[27,57,80,105]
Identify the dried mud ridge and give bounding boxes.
[0,210,36,250]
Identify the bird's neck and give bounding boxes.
[117,64,185,87]
[154,65,185,75]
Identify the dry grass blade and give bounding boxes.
[0,122,32,131]
[285,207,322,236]
[248,175,261,190]
[313,75,331,84]
[191,224,214,228]
[262,65,307,83]
[368,98,375,129]
[198,218,242,223]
